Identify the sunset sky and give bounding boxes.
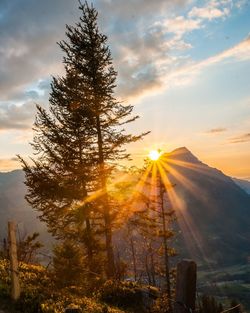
[0,0,250,179]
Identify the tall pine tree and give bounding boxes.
[19,1,147,278]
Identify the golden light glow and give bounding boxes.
[148,150,161,161]
[73,146,212,269]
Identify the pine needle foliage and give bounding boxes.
[19,1,148,279]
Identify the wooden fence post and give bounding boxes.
[174,259,197,313]
[8,221,21,301]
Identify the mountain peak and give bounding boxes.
[165,146,202,164]
[171,146,190,154]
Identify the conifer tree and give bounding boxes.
[119,163,176,293]
[19,1,147,278]
[17,232,43,263]
[134,184,175,290]
[53,241,85,288]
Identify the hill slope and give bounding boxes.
[163,147,250,265]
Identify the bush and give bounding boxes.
[0,259,126,313]
[99,280,158,312]
[150,293,172,313]
[100,280,143,308]
[15,290,43,313]
[41,292,125,313]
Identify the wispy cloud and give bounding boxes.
[206,128,227,134]
[201,35,250,64]
[158,35,250,92]
[229,133,250,143]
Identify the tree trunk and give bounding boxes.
[159,179,172,313]
[149,243,156,286]
[130,237,137,281]
[85,218,94,275]
[145,254,152,285]
[79,139,94,276]
[96,115,115,278]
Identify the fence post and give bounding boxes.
[174,259,197,313]
[8,221,21,301]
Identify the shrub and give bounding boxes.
[0,260,126,313]
[99,280,158,312]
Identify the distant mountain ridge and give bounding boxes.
[0,170,50,247]
[0,147,249,266]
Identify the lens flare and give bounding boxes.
[148,150,161,161]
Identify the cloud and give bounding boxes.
[0,0,192,113]
[94,0,195,101]
[0,77,51,131]
[95,0,188,23]
[160,16,201,37]
[116,34,250,101]
[160,35,250,90]
[114,31,175,99]
[0,0,248,120]
[206,128,227,134]
[107,0,245,101]
[0,0,76,101]
[202,35,250,64]
[160,0,234,39]
[188,1,231,21]
[229,133,250,144]
[0,101,36,130]
[0,0,191,102]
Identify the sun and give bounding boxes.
[148,150,161,161]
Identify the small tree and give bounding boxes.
[53,241,86,288]
[156,172,176,310]
[116,162,176,296]
[17,232,43,263]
